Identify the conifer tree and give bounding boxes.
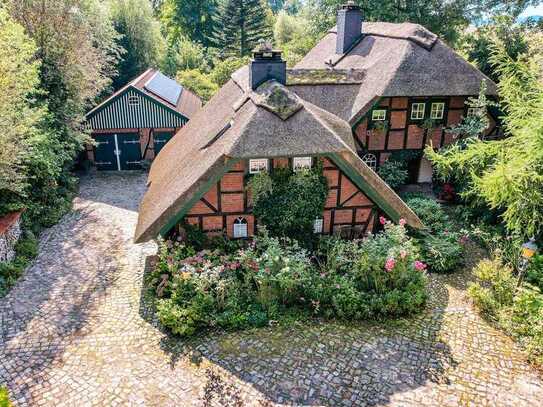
[213,0,272,57]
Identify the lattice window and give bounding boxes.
[371,109,387,121]
[430,103,445,119]
[249,158,268,174]
[128,95,140,106]
[362,153,377,170]
[411,103,426,120]
[233,217,248,238]
[314,218,324,234]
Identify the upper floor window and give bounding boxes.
[233,217,248,238]
[293,156,312,172]
[314,218,324,234]
[249,158,268,174]
[371,109,387,121]
[128,95,140,107]
[410,103,425,120]
[362,153,377,170]
[430,103,445,119]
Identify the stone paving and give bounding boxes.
[1,171,543,406]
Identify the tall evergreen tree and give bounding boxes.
[213,0,272,57]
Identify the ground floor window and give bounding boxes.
[233,217,248,238]
[249,158,268,174]
[362,153,377,170]
[293,156,312,171]
[313,218,324,234]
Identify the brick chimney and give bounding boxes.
[336,1,363,54]
[249,41,286,90]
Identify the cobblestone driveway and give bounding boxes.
[1,172,543,406]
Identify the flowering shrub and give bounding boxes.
[151,223,428,337]
[469,258,543,366]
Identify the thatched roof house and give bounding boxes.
[134,2,497,243]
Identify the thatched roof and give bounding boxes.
[295,22,498,124]
[135,20,498,242]
[134,76,422,243]
[86,68,202,120]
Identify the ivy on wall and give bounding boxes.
[248,159,328,244]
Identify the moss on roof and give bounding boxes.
[251,81,303,120]
[286,69,365,85]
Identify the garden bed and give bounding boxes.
[147,221,429,337]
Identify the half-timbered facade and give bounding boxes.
[85,69,201,171]
[134,2,498,243]
[180,157,379,239]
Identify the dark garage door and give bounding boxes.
[153,131,174,156]
[93,133,142,171]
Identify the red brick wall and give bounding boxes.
[180,157,378,239]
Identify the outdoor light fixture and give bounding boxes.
[521,238,538,260]
[517,237,539,288]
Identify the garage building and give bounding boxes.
[85,68,202,171]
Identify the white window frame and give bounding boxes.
[467,107,479,117]
[314,218,324,234]
[293,156,312,172]
[233,217,248,238]
[430,102,445,120]
[362,153,377,170]
[249,158,268,174]
[371,109,387,121]
[410,103,426,120]
[128,95,140,107]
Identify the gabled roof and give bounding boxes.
[134,77,423,243]
[86,68,202,120]
[294,22,498,124]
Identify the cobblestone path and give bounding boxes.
[1,172,543,406]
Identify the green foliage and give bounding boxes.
[176,69,219,102]
[111,0,165,89]
[209,57,250,87]
[152,223,427,336]
[469,257,543,365]
[212,0,273,57]
[404,196,465,273]
[426,38,543,238]
[377,160,408,190]
[404,196,450,233]
[0,7,44,209]
[160,0,217,46]
[0,386,12,407]
[444,81,497,142]
[0,233,39,297]
[249,162,328,245]
[460,15,532,83]
[526,255,543,291]
[274,10,318,66]
[418,233,464,273]
[161,36,209,77]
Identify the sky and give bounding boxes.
[519,3,543,18]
